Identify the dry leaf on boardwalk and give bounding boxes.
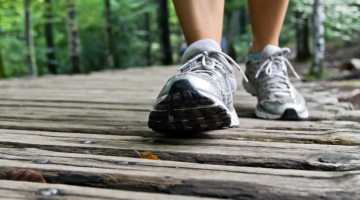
[134,150,160,160]
[6,169,46,183]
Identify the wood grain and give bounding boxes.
[1,148,360,199]
[0,65,360,199]
[1,129,360,170]
[0,180,217,200]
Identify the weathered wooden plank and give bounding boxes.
[0,65,332,104]
[0,113,148,127]
[0,93,357,122]
[0,94,357,145]
[1,100,358,126]
[0,112,359,147]
[0,88,328,104]
[0,88,162,96]
[0,109,352,130]
[0,100,151,111]
[3,119,355,144]
[0,80,167,91]
[0,99,350,110]
[0,105,355,125]
[0,79,345,121]
[0,100,354,123]
[0,72,338,104]
[0,148,359,199]
[1,129,360,170]
[0,120,152,134]
[0,100,358,130]
[0,92,159,103]
[0,107,150,121]
[0,98,352,123]
[0,96,155,104]
[0,180,216,200]
[0,96,257,109]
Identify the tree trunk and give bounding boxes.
[44,0,57,74]
[223,12,231,53]
[104,0,114,69]
[0,51,6,79]
[145,13,151,66]
[66,0,82,74]
[226,10,240,60]
[295,11,311,61]
[157,0,172,65]
[24,0,37,77]
[239,6,250,35]
[310,0,325,78]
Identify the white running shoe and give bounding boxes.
[148,39,248,132]
[243,45,308,120]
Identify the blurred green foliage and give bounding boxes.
[0,0,360,78]
[292,0,360,42]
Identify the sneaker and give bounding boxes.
[242,45,309,120]
[148,39,248,132]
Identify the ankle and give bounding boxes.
[250,42,279,54]
[250,46,261,54]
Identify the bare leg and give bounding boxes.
[248,0,289,53]
[173,0,224,45]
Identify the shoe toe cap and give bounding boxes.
[157,73,222,100]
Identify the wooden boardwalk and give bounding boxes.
[0,65,360,199]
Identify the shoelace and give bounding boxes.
[253,48,300,92]
[178,51,249,82]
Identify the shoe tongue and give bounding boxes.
[182,39,222,64]
[259,45,282,60]
[260,45,291,98]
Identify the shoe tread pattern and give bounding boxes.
[148,80,232,132]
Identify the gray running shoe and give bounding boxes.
[148,40,248,132]
[242,45,308,120]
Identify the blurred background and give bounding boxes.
[0,0,360,82]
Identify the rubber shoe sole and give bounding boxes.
[243,79,308,120]
[148,80,239,132]
[255,105,309,120]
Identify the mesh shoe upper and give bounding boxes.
[244,45,307,115]
[157,50,248,111]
